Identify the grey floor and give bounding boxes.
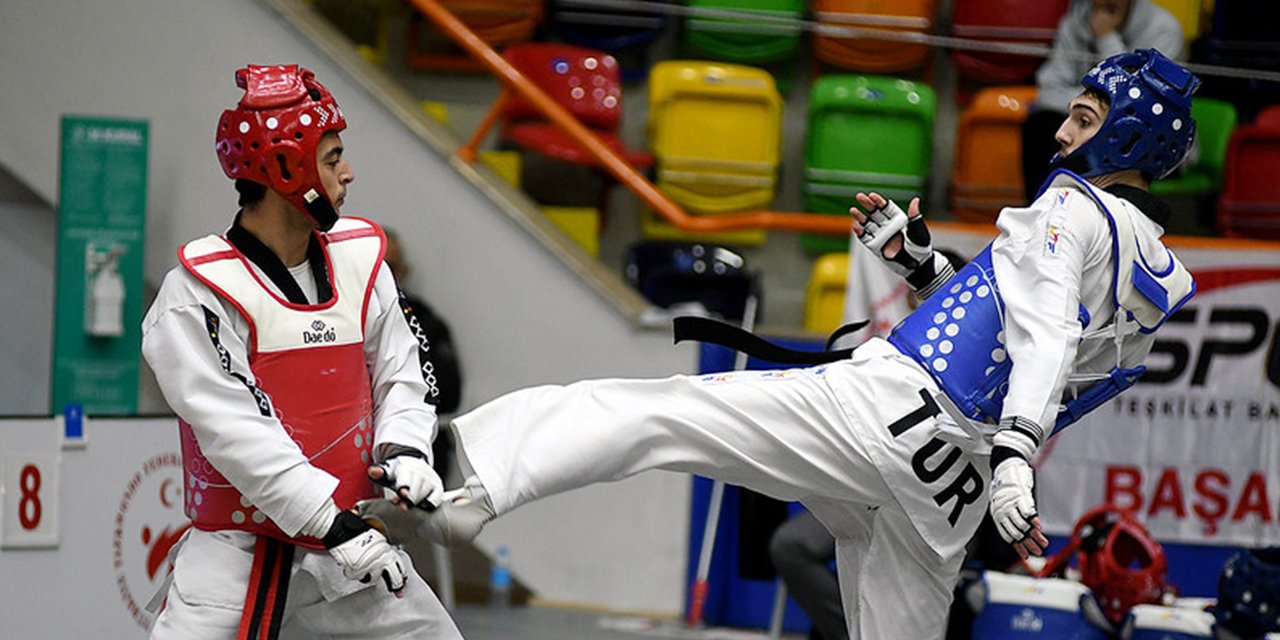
[452,604,806,640]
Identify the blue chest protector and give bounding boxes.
[887,246,1019,425]
[887,174,1195,435]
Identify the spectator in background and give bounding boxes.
[383,228,464,476]
[1022,0,1185,202]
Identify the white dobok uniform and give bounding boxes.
[141,217,459,639]
[449,171,1192,640]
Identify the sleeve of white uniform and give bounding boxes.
[364,263,439,462]
[991,190,1104,446]
[141,270,339,537]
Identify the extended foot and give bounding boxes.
[358,476,494,548]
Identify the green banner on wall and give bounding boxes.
[50,116,149,415]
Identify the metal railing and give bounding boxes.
[406,0,854,237]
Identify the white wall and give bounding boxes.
[0,199,55,414]
[0,0,695,615]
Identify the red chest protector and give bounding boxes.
[177,218,385,548]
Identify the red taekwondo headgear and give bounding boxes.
[215,64,347,230]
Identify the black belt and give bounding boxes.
[672,316,869,366]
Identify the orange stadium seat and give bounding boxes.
[813,0,936,74]
[406,0,544,71]
[950,86,1037,222]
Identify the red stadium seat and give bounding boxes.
[950,0,1068,86]
[1218,105,1280,239]
[500,43,652,169]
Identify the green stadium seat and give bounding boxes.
[802,75,936,253]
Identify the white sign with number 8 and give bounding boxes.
[2,453,60,548]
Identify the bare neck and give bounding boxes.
[1088,169,1149,191]
[239,192,316,267]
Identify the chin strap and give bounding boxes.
[303,190,339,231]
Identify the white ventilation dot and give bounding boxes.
[945,323,960,337]
[231,510,245,524]
[1172,119,1183,131]
[300,114,312,126]
[939,340,953,354]
[992,348,1007,362]
[1152,103,1164,115]
[977,285,990,298]
[238,121,250,134]
[265,117,279,130]
[952,308,966,320]
[921,344,934,358]
[933,358,949,372]
[926,327,940,340]
[1129,88,1141,99]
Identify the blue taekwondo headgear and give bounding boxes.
[1051,49,1200,180]
[1214,547,1280,639]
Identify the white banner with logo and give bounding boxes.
[1031,240,1280,545]
[0,417,183,638]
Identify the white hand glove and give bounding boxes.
[377,454,444,510]
[856,198,935,278]
[989,457,1038,544]
[324,510,408,594]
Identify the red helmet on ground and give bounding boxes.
[1038,504,1172,627]
[215,64,347,230]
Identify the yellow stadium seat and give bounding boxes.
[1151,0,1203,41]
[804,253,850,334]
[638,210,767,246]
[479,150,522,188]
[644,60,783,245]
[420,100,449,125]
[541,206,601,256]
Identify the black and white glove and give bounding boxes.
[852,194,955,299]
[373,451,444,510]
[323,509,408,595]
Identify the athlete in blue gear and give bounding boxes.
[364,49,1199,640]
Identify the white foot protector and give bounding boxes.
[358,476,495,548]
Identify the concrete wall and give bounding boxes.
[0,0,695,615]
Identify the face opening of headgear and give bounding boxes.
[1039,504,1171,627]
[1049,48,1201,182]
[215,64,347,231]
